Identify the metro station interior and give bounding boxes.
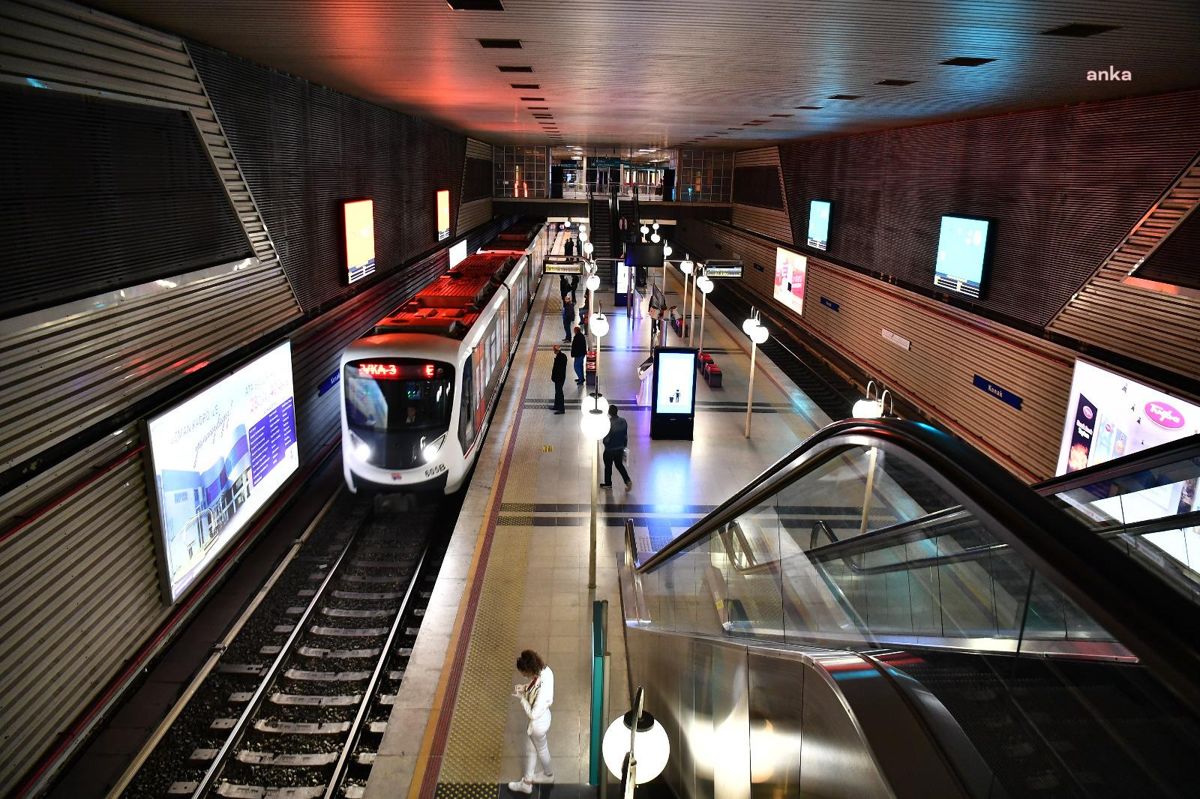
[1,1,1199,797]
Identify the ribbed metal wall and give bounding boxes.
[776,90,1200,329]
[458,139,494,234]
[189,42,468,314]
[0,85,251,318]
[676,218,1076,482]
[1135,206,1200,290]
[731,146,792,244]
[1049,152,1200,382]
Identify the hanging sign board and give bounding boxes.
[704,260,743,279]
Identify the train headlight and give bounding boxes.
[422,434,447,463]
[354,440,372,462]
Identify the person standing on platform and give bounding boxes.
[561,293,574,343]
[507,649,555,794]
[550,344,566,414]
[563,236,575,258]
[559,274,572,306]
[571,325,587,384]
[600,405,632,490]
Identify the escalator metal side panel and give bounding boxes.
[624,625,980,799]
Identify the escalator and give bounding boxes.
[617,422,1200,798]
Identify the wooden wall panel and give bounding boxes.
[732,146,792,244]
[677,218,1076,482]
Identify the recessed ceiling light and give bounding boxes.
[533,113,553,118]
[527,106,549,110]
[940,56,994,67]
[794,105,823,110]
[769,113,793,117]
[478,38,521,48]
[1041,23,1119,37]
[876,79,915,86]
[727,127,742,130]
[519,96,544,101]
[828,94,861,100]
[448,0,504,10]
[498,65,533,72]
[510,83,539,89]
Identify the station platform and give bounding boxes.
[364,237,832,798]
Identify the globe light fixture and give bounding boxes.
[852,381,893,419]
[663,244,672,257]
[583,240,594,256]
[565,220,572,228]
[579,229,589,243]
[582,391,610,418]
[602,689,671,785]
[585,273,601,292]
[651,221,660,231]
[640,224,649,235]
[581,401,610,439]
[592,311,610,338]
[749,323,769,345]
[650,232,661,244]
[680,259,693,275]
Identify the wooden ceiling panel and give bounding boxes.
[90,0,1200,147]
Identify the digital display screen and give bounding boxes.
[354,362,440,380]
[449,239,468,268]
[146,342,299,603]
[1057,360,1200,476]
[437,189,451,241]
[934,215,990,298]
[617,263,630,294]
[343,200,376,284]
[704,262,743,279]
[807,200,831,250]
[773,247,807,315]
[626,243,665,268]
[655,351,696,415]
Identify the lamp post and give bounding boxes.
[696,273,714,358]
[688,262,701,347]
[679,258,693,344]
[742,312,769,437]
[581,393,610,590]
[852,381,893,535]
[602,686,671,793]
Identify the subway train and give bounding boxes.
[339,227,546,494]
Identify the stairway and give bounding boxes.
[589,196,614,259]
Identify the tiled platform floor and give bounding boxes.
[364,235,834,799]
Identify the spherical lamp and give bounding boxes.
[697,275,714,294]
[852,398,884,418]
[602,711,671,784]
[592,312,610,338]
[640,224,649,235]
[581,404,610,440]
[742,317,758,336]
[650,232,661,243]
[663,244,673,257]
[565,220,572,228]
[652,221,660,231]
[749,322,769,345]
[579,229,589,243]
[680,259,694,275]
[583,241,594,256]
[585,273,601,292]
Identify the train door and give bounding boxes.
[458,352,475,451]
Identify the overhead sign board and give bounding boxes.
[704,260,743,279]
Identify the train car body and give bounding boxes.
[340,239,542,495]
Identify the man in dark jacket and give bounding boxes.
[563,236,575,258]
[550,344,567,414]
[600,405,632,489]
[561,293,575,342]
[570,325,587,384]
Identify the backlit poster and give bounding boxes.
[449,239,468,268]
[146,342,299,602]
[655,351,695,415]
[807,200,831,250]
[1057,360,1200,476]
[437,189,451,241]
[934,215,990,298]
[774,247,807,315]
[343,199,376,284]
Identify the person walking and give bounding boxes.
[570,325,587,384]
[561,293,574,343]
[550,344,566,414]
[507,649,555,794]
[600,405,632,489]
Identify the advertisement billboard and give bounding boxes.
[437,189,451,241]
[343,199,376,284]
[650,347,698,440]
[1057,360,1200,476]
[807,199,831,250]
[934,215,991,299]
[774,247,807,315]
[145,342,299,603]
[449,239,468,268]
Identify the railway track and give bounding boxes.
[122,491,448,798]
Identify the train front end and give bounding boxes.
[340,343,459,494]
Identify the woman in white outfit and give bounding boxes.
[508,649,554,794]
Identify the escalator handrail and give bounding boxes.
[1032,433,1200,495]
[633,418,1200,714]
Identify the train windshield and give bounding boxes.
[344,359,454,432]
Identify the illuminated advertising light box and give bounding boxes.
[145,342,299,603]
[437,189,451,241]
[616,262,631,304]
[1056,360,1200,556]
[774,247,807,315]
[934,215,992,299]
[343,199,376,284]
[650,347,698,440]
[1057,360,1200,475]
[449,239,468,268]
[807,199,831,250]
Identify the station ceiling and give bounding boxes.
[93,0,1200,148]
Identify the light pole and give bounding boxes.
[688,261,701,347]
[581,393,610,590]
[696,272,714,358]
[679,258,693,344]
[852,381,894,535]
[742,312,769,437]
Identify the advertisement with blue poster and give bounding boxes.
[145,342,299,602]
